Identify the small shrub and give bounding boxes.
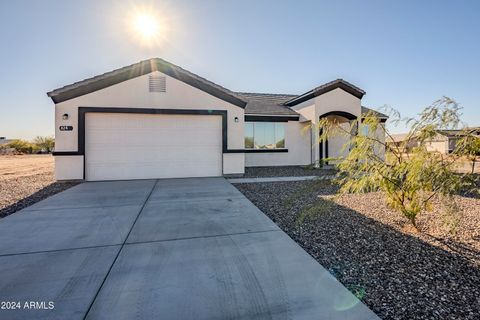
[33,136,55,153]
[319,97,476,228]
[7,139,40,154]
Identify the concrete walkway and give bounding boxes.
[0,177,378,320]
[229,175,334,184]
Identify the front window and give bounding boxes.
[245,122,285,149]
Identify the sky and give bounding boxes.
[0,0,479,139]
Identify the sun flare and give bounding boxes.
[133,13,160,40]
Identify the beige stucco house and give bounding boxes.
[387,129,480,154]
[425,129,480,154]
[47,58,387,181]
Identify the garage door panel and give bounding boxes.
[87,147,221,164]
[85,113,222,181]
[87,130,221,146]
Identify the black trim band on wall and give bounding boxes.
[78,107,229,154]
[53,107,298,159]
[245,115,299,122]
[318,111,357,121]
[54,107,231,156]
[52,151,82,156]
[224,149,288,153]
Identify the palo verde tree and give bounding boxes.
[319,97,474,228]
[33,136,55,153]
[455,130,480,174]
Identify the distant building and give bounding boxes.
[425,128,480,154]
[386,134,418,152]
[0,137,14,145]
[0,137,15,154]
[386,128,480,154]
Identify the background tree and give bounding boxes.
[319,97,474,228]
[33,136,55,153]
[7,139,40,154]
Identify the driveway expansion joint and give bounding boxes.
[0,177,379,319]
[82,179,159,320]
[21,202,145,212]
[0,243,122,258]
[125,228,282,246]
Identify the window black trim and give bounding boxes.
[225,149,288,153]
[245,115,299,122]
[243,120,287,151]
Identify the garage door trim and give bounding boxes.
[57,107,229,179]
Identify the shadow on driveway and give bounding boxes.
[235,181,480,319]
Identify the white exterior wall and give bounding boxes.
[292,88,363,165]
[54,71,244,180]
[245,121,311,167]
[314,88,362,119]
[54,156,83,180]
[326,116,351,163]
[291,100,316,163]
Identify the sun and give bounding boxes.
[133,13,160,40]
[125,5,171,47]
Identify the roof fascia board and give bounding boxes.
[48,59,247,108]
[284,81,365,107]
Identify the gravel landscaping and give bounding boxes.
[0,155,79,218]
[243,166,336,178]
[235,180,480,319]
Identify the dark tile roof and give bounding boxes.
[436,128,480,137]
[47,58,246,107]
[234,92,300,116]
[361,106,388,118]
[47,58,381,119]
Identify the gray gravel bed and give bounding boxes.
[243,166,336,178]
[235,180,480,319]
[0,172,79,218]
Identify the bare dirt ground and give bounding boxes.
[0,155,78,218]
[0,154,54,178]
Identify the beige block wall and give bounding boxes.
[426,140,448,154]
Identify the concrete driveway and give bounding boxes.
[0,177,378,320]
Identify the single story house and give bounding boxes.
[0,137,14,145]
[387,128,480,154]
[425,128,480,154]
[386,133,418,152]
[47,58,387,181]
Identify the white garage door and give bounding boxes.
[85,113,223,181]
